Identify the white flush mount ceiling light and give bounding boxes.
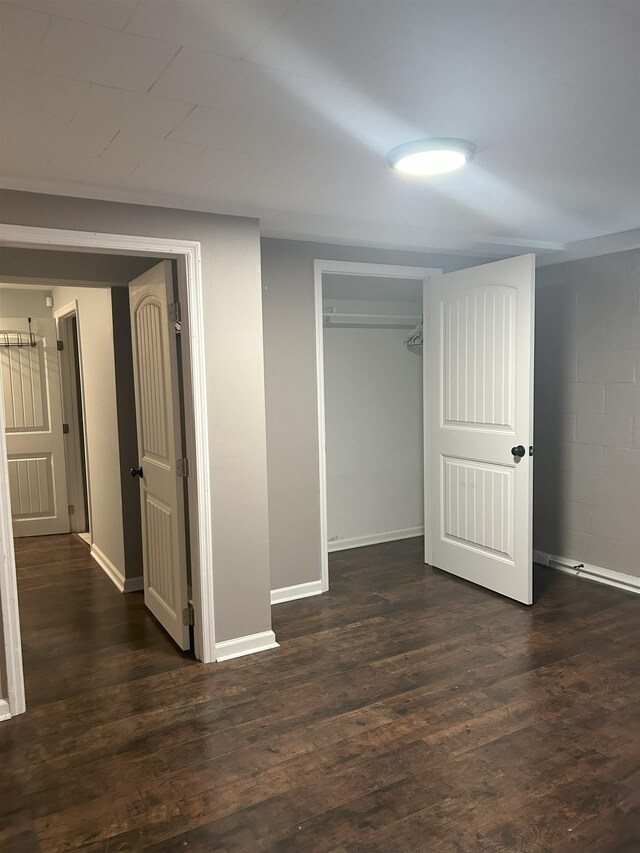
[387,138,476,176]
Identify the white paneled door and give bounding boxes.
[129,262,190,650]
[426,255,535,604]
[1,316,70,537]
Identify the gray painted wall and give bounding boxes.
[0,286,52,316]
[261,238,496,592]
[535,249,640,577]
[0,189,272,649]
[0,246,160,284]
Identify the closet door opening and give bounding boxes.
[314,261,440,591]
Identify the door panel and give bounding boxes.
[442,456,514,560]
[2,342,48,431]
[443,286,516,430]
[1,317,70,536]
[129,262,190,650]
[427,255,535,604]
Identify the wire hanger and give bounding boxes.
[405,322,423,356]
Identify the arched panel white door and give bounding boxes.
[1,316,70,537]
[427,255,535,604]
[129,262,190,649]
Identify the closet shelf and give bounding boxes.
[323,310,421,329]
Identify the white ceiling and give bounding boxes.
[0,0,639,255]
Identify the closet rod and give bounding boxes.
[323,311,421,329]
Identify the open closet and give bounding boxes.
[315,254,535,605]
[322,273,426,553]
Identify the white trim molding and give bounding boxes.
[534,549,640,596]
[313,259,442,595]
[0,395,25,719]
[91,545,143,594]
[123,576,144,593]
[0,224,217,725]
[328,527,424,553]
[271,579,323,605]
[215,630,279,662]
[90,544,126,592]
[0,700,11,722]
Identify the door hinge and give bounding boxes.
[168,302,181,323]
[182,602,194,626]
[68,504,75,515]
[62,423,70,434]
[57,339,64,351]
[176,458,189,478]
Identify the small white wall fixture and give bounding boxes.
[0,224,216,719]
[314,259,442,593]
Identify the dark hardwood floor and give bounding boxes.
[1,534,639,853]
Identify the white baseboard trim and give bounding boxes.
[123,576,144,593]
[215,630,279,662]
[0,699,11,722]
[271,579,323,605]
[90,544,126,593]
[328,526,424,552]
[90,545,142,594]
[534,549,640,596]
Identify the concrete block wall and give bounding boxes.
[534,249,640,578]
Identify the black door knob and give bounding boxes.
[129,466,144,478]
[511,445,526,458]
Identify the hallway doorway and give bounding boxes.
[0,262,193,651]
[14,534,194,709]
[0,224,217,721]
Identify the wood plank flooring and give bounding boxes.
[1,534,639,853]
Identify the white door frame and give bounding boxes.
[313,259,442,592]
[0,224,216,719]
[54,300,91,538]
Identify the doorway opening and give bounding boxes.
[0,225,216,720]
[0,259,193,700]
[314,256,536,605]
[56,306,89,542]
[314,261,439,592]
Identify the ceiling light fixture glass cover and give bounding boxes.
[387,138,476,176]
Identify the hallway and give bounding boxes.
[1,535,639,853]
[9,535,194,709]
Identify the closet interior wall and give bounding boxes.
[323,274,424,551]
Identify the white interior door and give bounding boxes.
[1,316,70,537]
[129,262,190,650]
[426,255,535,604]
